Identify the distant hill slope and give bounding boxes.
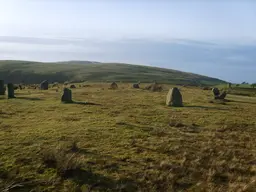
[0,60,226,85]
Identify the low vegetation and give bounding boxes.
[0,60,226,85]
[0,83,255,191]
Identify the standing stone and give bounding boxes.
[218,91,227,99]
[166,87,183,107]
[228,83,232,88]
[133,83,140,88]
[7,83,15,98]
[40,80,49,90]
[0,80,5,95]
[110,82,118,89]
[212,88,220,98]
[61,88,72,103]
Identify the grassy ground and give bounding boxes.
[0,83,255,192]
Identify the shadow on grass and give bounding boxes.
[16,96,43,101]
[62,101,101,106]
[184,105,228,110]
[227,99,256,105]
[64,168,138,191]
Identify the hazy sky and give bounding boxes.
[0,0,256,82]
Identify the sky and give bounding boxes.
[0,0,256,83]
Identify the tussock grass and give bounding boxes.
[0,83,255,191]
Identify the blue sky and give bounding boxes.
[0,0,256,83]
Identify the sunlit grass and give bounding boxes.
[0,83,255,191]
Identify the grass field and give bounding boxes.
[0,83,255,192]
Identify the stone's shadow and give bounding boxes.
[16,97,43,101]
[64,168,137,191]
[76,148,95,155]
[228,99,256,104]
[62,101,101,106]
[184,105,228,110]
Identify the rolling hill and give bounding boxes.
[0,60,226,85]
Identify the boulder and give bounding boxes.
[166,87,183,107]
[70,84,76,89]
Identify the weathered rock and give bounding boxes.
[0,80,5,95]
[64,81,69,85]
[145,83,163,92]
[133,83,140,88]
[52,82,59,88]
[40,80,48,90]
[7,83,15,98]
[212,87,220,97]
[61,88,72,103]
[202,87,211,90]
[166,87,183,107]
[215,91,227,100]
[14,85,19,90]
[19,84,23,90]
[70,84,76,89]
[110,82,118,89]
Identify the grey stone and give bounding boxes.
[166,87,183,107]
[61,88,72,103]
[215,91,227,100]
[40,80,49,90]
[212,88,220,97]
[110,82,118,89]
[0,80,5,95]
[133,83,140,88]
[7,83,15,98]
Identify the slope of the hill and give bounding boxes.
[0,60,226,85]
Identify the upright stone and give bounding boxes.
[212,88,220,99]
[166,87,183,107]
[218,91,227,99]
[40,80,49,90]
[110,82,118,89]
[0,80,5,95]
[7,83,15,98]
[61,88,72,103]
[133,83,140,88]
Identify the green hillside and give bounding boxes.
[0,60,226,85]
